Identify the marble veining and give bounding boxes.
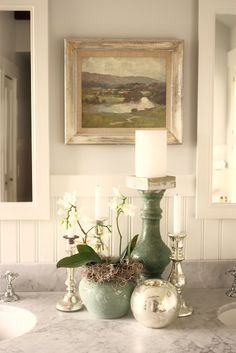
[0,289,235,353]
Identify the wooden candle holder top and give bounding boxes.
[127,175,176,191]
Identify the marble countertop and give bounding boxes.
[0,289,236,353]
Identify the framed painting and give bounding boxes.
[64,39,183,144]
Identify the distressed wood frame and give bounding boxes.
[64,39,183,145]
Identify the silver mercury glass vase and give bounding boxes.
[130,279,179,328]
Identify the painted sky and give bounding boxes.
[82,56,166,82]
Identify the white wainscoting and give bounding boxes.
[0,174,236,264]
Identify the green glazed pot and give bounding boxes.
[79,277,135,319]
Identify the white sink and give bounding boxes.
[0,304,36,341]
[218,302,236,328]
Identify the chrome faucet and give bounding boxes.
[0,271,19,302]
[226,268,236,297]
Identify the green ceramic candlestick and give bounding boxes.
[127,175,176,279]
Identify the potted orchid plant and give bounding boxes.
[56,188,142,319]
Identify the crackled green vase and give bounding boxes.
[131,190,171,279]
[79,278,135,319]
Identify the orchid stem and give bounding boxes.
[116,211,123,257]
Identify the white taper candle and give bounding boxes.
[94,185,102,220]
[173,194,181,234]
[66,226,75,238]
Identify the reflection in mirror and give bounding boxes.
[0,11,32,202]
[213,14,236,203]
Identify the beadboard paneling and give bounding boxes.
[0,174,236,264]
[38,221,55,263]
[221,220,236,259]
[185,197,203,260]
[19,221,37,263]
[203,220,221,260]
[1,221,18,263]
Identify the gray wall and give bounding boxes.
[49,0,198,176]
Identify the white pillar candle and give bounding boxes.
[94,185,102,220]
[173,194,181,234]
[135,130,167,178]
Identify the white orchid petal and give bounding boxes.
[112,186,122,197]
[63,191,78,207]
[57,199,64,206]
[122,203,136,217]
[109,198,118,211]
[57,208,65,216]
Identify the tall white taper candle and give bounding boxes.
[173,194,181,234]
[66,226,75,238]
[94,185,102,220]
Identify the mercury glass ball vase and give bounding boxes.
[131,279,179,328]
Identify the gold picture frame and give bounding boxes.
[65,39,183,145]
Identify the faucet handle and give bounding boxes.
[226,268,236,297]
[0,271,19,302]
[226,268,236,277]
[1,271,19,284]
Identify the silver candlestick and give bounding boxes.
[167,232,193,317]
[56,235,83,312]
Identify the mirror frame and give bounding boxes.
[196,0,236,218]
[0,0,49,219]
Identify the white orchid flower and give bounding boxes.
[109,197,119,211]
[112,186,122,197]
[110,187,136,217]
[110,187,125,211]
[57,191,77,209]
[64,191,77,207]
[57,191,79,231]
[57,207,66,217]
[68,206,78,225]
[123,203,137,217]
[57,191,112,249]
[110,187,137,256]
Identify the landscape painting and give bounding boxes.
[81,56,167,129]
[65,39,183,144]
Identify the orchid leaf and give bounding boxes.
[121,234,139,259]
[77,244,95,253]
[57,245,102,268]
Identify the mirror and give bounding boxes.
[197,0,236,218]
[213,14,236,203]
[0,0,49,219]
[0,10,32,202]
